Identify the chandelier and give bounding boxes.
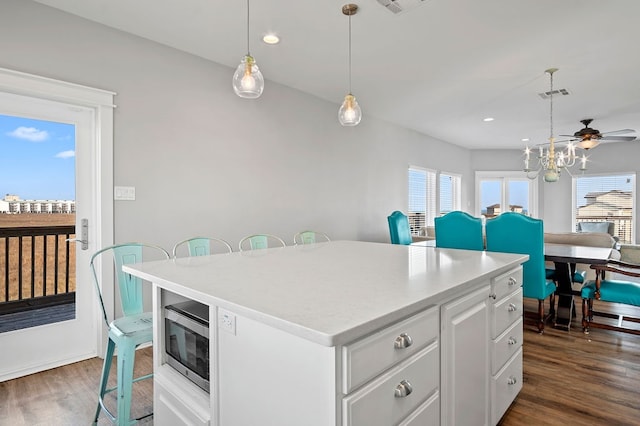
[524,68,587,182]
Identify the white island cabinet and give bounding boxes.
[124,241,527,426]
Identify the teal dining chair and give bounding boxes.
[485,212,556,333]
[293,230,331,245]
[387,211,413,245]
[90,243,170,425]
[434,211,484,250]
[238,234,286,251]
[172,236,233,258]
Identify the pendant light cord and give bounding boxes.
[348,14,352,94]
[549,71,554,141]
[246,0,251,55]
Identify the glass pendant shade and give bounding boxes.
[233,55,264,99]
[339,94,362,126]
[577,137,599,150]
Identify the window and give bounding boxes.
[574,173,635,244]
[408,166,436,235]
[439,173,461,215]
[475,171,537,218]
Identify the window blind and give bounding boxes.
[440,173,461,215]
[408,167,437,234]
[574,174,635,243]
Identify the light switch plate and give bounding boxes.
[114,186,135,201]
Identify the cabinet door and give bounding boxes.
[441,285,490,426]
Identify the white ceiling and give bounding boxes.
[34,0,640,150]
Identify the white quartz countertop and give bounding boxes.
[124,241,527,346]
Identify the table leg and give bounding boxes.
[553,261,574,330]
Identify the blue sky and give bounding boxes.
[0,114,75,200]
[575,174,633,207]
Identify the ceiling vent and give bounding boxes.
[538,89,570,99]
[376,0,428,15]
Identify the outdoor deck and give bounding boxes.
[0,302,75,333]
[0,223,76,333]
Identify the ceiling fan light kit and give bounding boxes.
[524,68,587,182]
[559,118,637,150]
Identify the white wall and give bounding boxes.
[1,0,472,249]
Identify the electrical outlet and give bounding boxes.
[218,309,236,335]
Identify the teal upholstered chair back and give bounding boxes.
[434,211,484,251]
[485,212,547,300]
[90,243,170,324]
[387,211,413,245]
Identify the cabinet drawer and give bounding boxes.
[343,342,439,426]
[155,378,210,426]
[492,267,522,301]
[491,348,523,425]
[342,306,438,393]
[491,288,522,338]
[492,317,523,375]
[398,392,439,426]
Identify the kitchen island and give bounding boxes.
[124,240,527,426]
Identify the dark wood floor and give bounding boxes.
[500,299,640,426]
[0,300,638,425]
[0,347,153,425]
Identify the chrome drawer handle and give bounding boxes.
[508,337,518,345]
[508,303,517,312]
[394,380,413,398]
[508,277,517,286]
[507,376,518,385]
[394,333,413,349]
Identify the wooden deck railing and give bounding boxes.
[0,225,76,315]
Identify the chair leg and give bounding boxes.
[116,340,137,425]
[582,297,590,334]
[537,299,545,333]
[94,338,116,424]
[549,292,556,318]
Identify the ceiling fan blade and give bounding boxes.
[559,134,577,137]
[600,129,635,136]
[534,139,573,147]
[600,136,637,142]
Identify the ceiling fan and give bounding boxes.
[559,118,636,150]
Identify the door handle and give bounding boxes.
[66,218,88,250]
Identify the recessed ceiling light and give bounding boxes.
[521,138,530,142]
[483,117,494,122]
[262,34,280,45]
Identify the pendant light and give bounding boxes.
[232,0,264,99]
[338,4,362,126]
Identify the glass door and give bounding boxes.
[0,91,97,381]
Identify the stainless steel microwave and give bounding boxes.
[164,300,210,393]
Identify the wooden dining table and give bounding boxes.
[544,243,614,330]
